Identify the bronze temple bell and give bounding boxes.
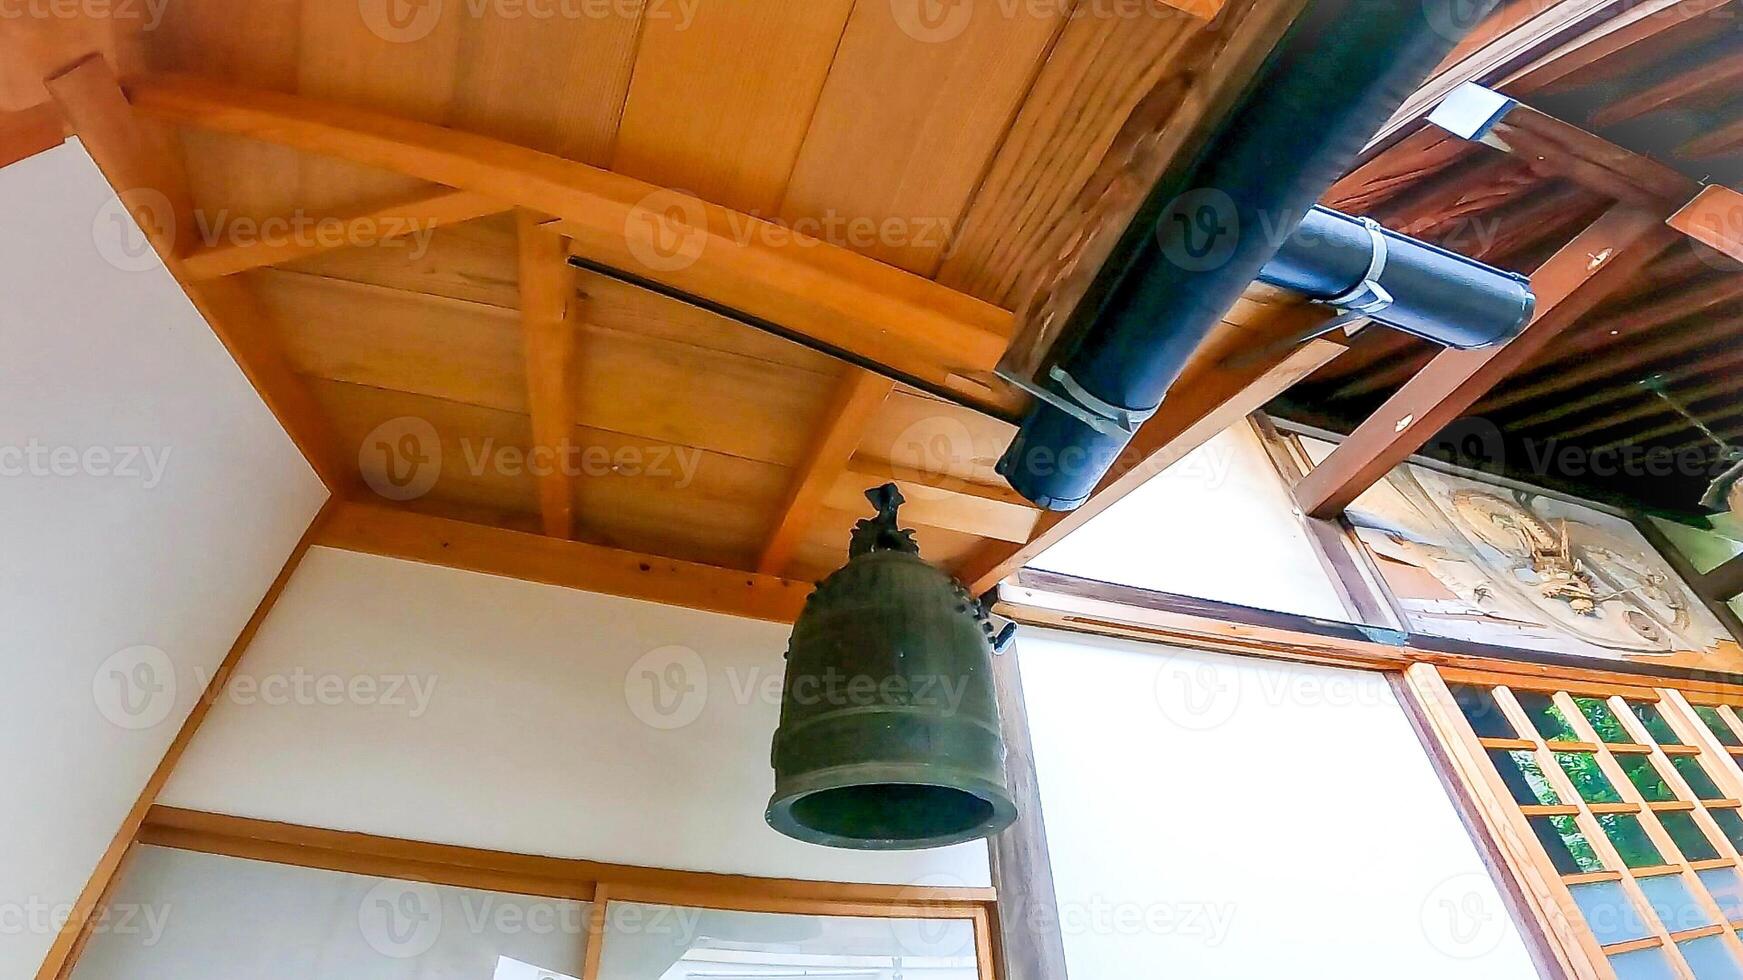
[765,485,1017,850]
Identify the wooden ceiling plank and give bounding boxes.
[1293,205,1680,519]
[0,101,66,170]
[1471,183,1611,263]
[1590,43,1743,127]
[995,0,1310,389]
[1670,186,1743,266]
[518,212,579,540]
[181,188,512,280]
[958,306,1351,594]
[1325,127,1473,215]
[757,370,896,576]
[320,501,810,624]
[1428,82,1698,204]
[938,4,1212,305]
[777,0,1067,276]
[45,55,350,494]
[610,0,857,216]
[127,74,1020,413]
[1381,156,1540,239]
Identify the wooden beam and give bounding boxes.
[181,189,511,280]
[1670,186,1743,266]
[0,101,64,169]
[827,460,1041,544]
[125,74,1019,413]
[1427,82,1697,204]
[957,305,1350,594]
[1294,205,1679,519]
[757,370,894,575]
[45,57,351,493]
[34,501,329,980]
[517,212,579,540]
[320,501,811,624]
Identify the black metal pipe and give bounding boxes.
[1261,205,1533,350]
[997,0,1510,512]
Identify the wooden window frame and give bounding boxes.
[1403,664,1743,978]
[115,805,999,980]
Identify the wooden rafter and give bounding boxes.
[1294,205,1680,519]
[757,370,894,575]
[322,502,810,623]
[1427,82,1696,204]
[182,188,511,280]
[957,303,1351,594]
[1503,0,1734,92]
[44,56,350,493]
[1590,43,1743,126]
[125,74,1021,415]
[517,212,579,540]
[1670,186,1743,266]
[1505,339,1743,430]
[1679,112,1743,159]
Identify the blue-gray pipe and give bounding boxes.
[1262,206,1532,349]
[997,0,1514,512]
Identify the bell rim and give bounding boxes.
[765,764,1017,851]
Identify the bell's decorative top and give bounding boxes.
[765,484,1018,851]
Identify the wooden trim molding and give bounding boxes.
[137,806,997,908]
[129,806,1001,980]
[998,569,1743,699]
[317,501,812,623]
[34,500,332,980]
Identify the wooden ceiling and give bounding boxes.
[1281,0,1743,513]
[3,0,1310,600]
[4,0,1739,616]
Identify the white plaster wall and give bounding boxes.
[1030,422,1351,621]
[0,141,328,976]
[1016,627,1539,979]
[162,547,992,887]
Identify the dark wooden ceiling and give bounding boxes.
[1277,6,1743,514]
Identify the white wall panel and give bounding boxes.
[0,141,328,976]
[162,547,991,888]
[1030,423,1350,621]
[1017,627,1538,978]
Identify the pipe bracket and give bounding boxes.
[1321,216,1396,316]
